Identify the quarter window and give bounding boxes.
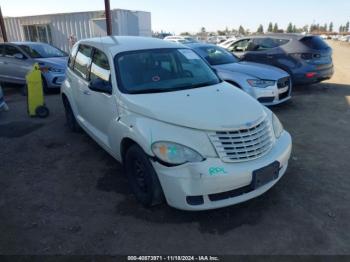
[73,45,93,80]
[90,49,111,82]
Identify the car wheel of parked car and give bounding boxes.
[63,98,81,132]
[42,77,50,94]
[125,144,164,207]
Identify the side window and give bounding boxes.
[228,39,250,52]
[252,38,290,51]
[68,44,79,70]
[90,49,111,82]
[73,44,93,80]
[4,45,22,58]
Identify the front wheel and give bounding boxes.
[125,144,164,207]
[63,98,81,132]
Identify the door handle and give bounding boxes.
[83,90,91,95]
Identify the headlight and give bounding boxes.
[151,142,204,165]
[247,79,275,88]
[272,113,284,138]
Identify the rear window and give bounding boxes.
[300,36,329,50]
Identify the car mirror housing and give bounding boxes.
[88,78,112,94]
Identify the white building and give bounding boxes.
[3,9,152,51]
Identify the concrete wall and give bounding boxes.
[3,9,152,52]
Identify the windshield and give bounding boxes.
[19,44,67,58]
[196,46,239,65]
[115,48,220,94]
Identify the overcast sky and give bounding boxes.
[1,0,349,33]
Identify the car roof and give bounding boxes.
[78,36,188,55]
[185,42,218,49]
[243,33,310,40]
[10,41,51,45]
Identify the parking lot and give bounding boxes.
[0,40,349,255]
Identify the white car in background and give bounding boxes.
[218,37,238,49]
[61,36,292,211]
[188,43,292,105]
[163,35,197,44]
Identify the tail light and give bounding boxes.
[305,72,317,78]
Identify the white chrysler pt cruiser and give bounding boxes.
[61,36,292,211]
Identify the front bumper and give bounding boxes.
[153,131,292,211]
[254,82,292,106]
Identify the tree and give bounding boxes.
[257,24,264,33]
[324,23,328,32]
[339,26,344,33]
[292,25,297,33]
[302,25,309,33]
[287,22,293,33]
[346,22,350,32]
[329,22,333,32]
[180,32,190,36]
[273,23,279,33]
[268,22,273,32]
[238,25,245,35]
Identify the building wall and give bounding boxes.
[4,9,152,52]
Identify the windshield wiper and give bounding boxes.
[128,88,170,94]
[128,81,218,94]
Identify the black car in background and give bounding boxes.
[225,34,334,85]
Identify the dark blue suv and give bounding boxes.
[225,34,334,85]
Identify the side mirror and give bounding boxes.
[88,78,112,94]
[14,53,25,60]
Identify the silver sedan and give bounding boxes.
[187,43,291,105]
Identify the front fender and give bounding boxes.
[108,107,218,162]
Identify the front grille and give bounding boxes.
[258,97,274,103]
[208,118,274,163]
[277,77,290,89]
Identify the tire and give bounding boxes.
[125,144,164,207]
[63,98,81,132]
[35,105,50,118]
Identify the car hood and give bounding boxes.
[119,82,266,131]
[214,61,288,80]
[35,57,68,69]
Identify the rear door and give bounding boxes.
[0,45,33,84]
[244,37,294,72]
